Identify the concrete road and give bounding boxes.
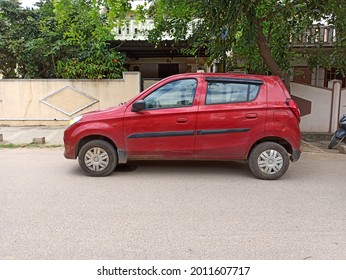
[0,148,345,260]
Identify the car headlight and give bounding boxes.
[68,115,83,127]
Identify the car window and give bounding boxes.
[144,79,197,109]
[206,82,260,105]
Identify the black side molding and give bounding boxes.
[197,128,250,135]
[128,130,195,139]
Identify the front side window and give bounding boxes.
[144,79,197,109]
[206,82,260,105]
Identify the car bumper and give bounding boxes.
[291,148,301,162]
[63,131,77,159]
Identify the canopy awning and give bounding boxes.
[109,40,208,59]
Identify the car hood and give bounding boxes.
[81,104,126,122]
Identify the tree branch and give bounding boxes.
[251,15,291,91]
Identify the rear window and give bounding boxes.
[206,82,261,105]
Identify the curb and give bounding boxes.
[0,126,65,146]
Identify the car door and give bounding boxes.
[123,77,200,159]
[194,77,267,159]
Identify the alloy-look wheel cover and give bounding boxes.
[84,147,110,172]
[257,149,283,174]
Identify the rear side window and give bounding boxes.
[206,82,260,105]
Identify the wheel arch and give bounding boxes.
[248,136,293,159]
[76,135,117,158]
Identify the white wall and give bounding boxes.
[291,82,332,132]
[0,72,140,126]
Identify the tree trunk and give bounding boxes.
[251,16,291,92]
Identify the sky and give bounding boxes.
[21,0,38,8]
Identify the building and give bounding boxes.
[292,24,345,87]
[111,18,208,89]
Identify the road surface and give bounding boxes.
[0,148,345,259]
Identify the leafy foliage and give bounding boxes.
[0,0,126,79]
[53,0,127,78]
[2,0,345,84]
[0,0,39,77]
[146,0,346,88]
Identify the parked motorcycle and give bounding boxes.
[328,115,346,149]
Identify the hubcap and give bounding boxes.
[84,147,109,172]
[257,149,283,174]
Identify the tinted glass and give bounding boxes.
[144,79,197,109]
[206,82,260,105]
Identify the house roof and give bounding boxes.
[110,40,208,59]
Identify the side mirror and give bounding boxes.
[132,100,146,112]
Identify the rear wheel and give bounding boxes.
[78,140,117,177]
[248,142,289,180]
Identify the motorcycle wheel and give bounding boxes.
[328,135,340,149]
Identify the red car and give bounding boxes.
[64,73,301,180]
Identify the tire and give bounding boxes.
[78,140,117,177]
[328,135,340,149]
[248,142,289,180]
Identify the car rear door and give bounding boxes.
[194,76,267,159]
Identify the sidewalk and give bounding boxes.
[300,140,339,154]
[0,126,65,146]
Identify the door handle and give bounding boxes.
[245,113,258,119]
[176,117,188,123]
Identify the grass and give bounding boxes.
[0,143,62,149]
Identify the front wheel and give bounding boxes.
[78,140,117,177]
[248,142,289,180]
[328,135,340,149]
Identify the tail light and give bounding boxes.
[286,99,301,123]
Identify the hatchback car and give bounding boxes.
[64,73,301,180]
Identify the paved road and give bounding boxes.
[0,147,345,260]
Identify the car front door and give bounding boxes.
[195,77,267,159]
[123,78,200,159]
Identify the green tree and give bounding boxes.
[0,0,38,77]
[146,0,346,90]
[53,0,128,79]
[0,0,127,79]
[21,0,62,78]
